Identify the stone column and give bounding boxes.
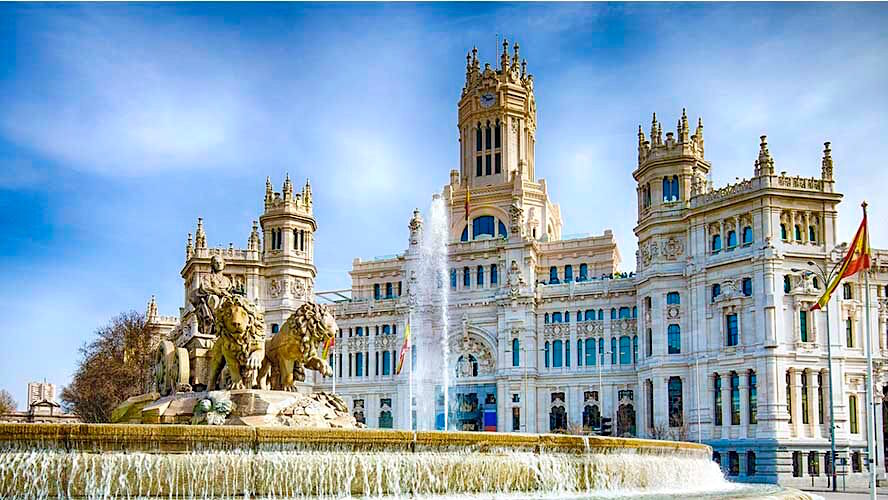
[810,370,822,439]
[721,371,732,431]
[792,369,803,436]
[739,373,750,437]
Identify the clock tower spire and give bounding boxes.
[458,40,536,188]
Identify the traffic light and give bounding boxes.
[600,417,613,436]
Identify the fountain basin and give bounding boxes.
[0,423,810,499]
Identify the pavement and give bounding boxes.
[800,488,888,499]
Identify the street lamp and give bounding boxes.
[792,250,844,492]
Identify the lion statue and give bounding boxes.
[259,303,336,391]
[206,294,266,390]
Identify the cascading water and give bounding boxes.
[411,196,451,431]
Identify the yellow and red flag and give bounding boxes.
[465,189,471,223]
[810,206,871,311]
[395,322,411,375]
[322,336,334,359]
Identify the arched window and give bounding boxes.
[668,377,683,427]
[553,340,563,368]
[293,228,299,250]
[712,234,722,252]
[374,284,381,300]
[667,324,681,354]
[475,123,482,152]
[564,265,573,282]
[463,267,470,287]
[498,220,508,238]
[385,282,393,298]
[576,311,582,322]
[662,176,672,201]
[667,292,680,304]
[632,335,638,363]
[808,225,817,243]
[610,308,617,320]
[794,224,802,241]
[485,121,492,150]
[552,312,562,323]
[490,264,498,284]
[610,337,617,365]
[843,283,852,300]
[512,338,520,367]
[460,227,468,242]
[579,263,588,281]
[619,336,631,364]
[632,306,637,318]
[584,309,595,321]
[577,339,582,366]
[742,226,753,245]
[584,338,595,365]
[544,313,549,324]
[727,230,737,248]
[549,266,559,284]
[598,309,604,320]
[714,374,723,426]
[780,223,788,240]
[619,307,631,319]
[355,352,364,377]
[544,341,550,368]
[849,395,859,433]
[494,119,501,149]
[382,351,391,375]
[749,370,758,424]
[472,216,496,239]
[271,323,280,334]
[671,176,679,201]
[381,325,390,336]
[476,265,484,286]
[450,269,457,289]
[711,283,721,302]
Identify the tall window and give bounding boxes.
[475,156,482,177]
[742,226,753,245]
[564,265,573,282]
[843,283,853,300]
[610,338,617,365]
[712,234,722,252]
[463,267,470,287]
[712,284,721,302]
[667,292,680,305]
[794,225,802,241]
[784,275,791,293]
[742,277,753,296]
[477,265,484,286]
[475,123,482,152]
[728,452,740,477]
[491,264,498,285]
[647,380,655,429]
[494,119,501,149]
[552,340,563,368]
[730,372,740,425]
[727,230,737,248]
[808,225,817,243]
[584,338,595,366]
[544,341,550,368]
[619,336,631,364]
[599,339,604,365]
[598,309,604,320]
[549,266,559,284]
[726,313,739,346]
[846,318,854,347]
[849,395,859,433]
[385,282,393,298]
[780,223,788,240]
[579,263,588,281]
[747,452,757,476]
[512,407,520,431]
[610,308,617,320]
[512,338,520,367]
[633,335,638,364]
[450,269,457,289]
[355,352,364,377]
[374,283,381,300]
[799,310,809,342]
[382,351,391,375]
[817,372,825,425]
[786,371,792,423]
[646,328,652,356]
[577,339,583,366]
[668,324,681,354]
[749,370,758,424]
[668,376,683,427]
[714,374,722,426]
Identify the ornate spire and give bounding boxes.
[195,217,206,249]
[249,220,260,251]
[637,124,645,145]
[472,46,479,68]
[146,295,157,322]
[657,123,662,145]
[501,38,509,70]
[265,176,273,206]
[695,117,704,149]
[521,59,527,78]
[303,178,312,206]
[186,232,193,259]
[650,112,659,146]
[512,42,520,66]
[680,108,689,143]
[821,141,833,181]
[754,135,775,176]
[282,173,293,201]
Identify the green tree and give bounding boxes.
[62,311,155,422]
[0,389,17,415]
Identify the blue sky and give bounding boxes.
[1,3,887,409]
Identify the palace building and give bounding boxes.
[150,42,888,488]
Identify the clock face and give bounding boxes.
[480,92,496,108]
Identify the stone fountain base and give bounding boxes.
[111,389,364,429]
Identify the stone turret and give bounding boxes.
[821,141,833,181]
[753,135,775,177]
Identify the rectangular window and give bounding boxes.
[495,152,501,174]
[485,154,492,175]
[749,371,758,424]
[784,275,791,293]
[799,310,808,342]
[491,264,498,284]
[382,351,391,376]
[512,407,520,431]
[742,277,752,296]
[849,395,859,433]
[714,376,723,426]
[477,265,484,286]
[495,122,502,149]
[667,325,681,354]
[747,452,756,476]
[846,318,854,347]
[726,314,739,346]
[373,283,381,300]
[463,267,470,287]
[731,372,740,425]
[476,156,482,177]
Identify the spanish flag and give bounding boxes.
[465,189,471,222]
[322,336,334,359]
[810,205,871,311]
[395,321,411,375]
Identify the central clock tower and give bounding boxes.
[458,41,537,188]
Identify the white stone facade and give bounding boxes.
[149,43,888,488]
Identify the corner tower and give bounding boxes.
[259,175,317,327]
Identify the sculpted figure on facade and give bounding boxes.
[260,302,336,391]
[509,197,524,236]
[507,260,525,298]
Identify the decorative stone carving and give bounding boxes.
[269,279,282,298]
[408,208,422,246]
[507,260,525,298]
[291,279,307,299]
[663,237,684,260]
[509,197,524,236]
[259,303,336,391]
[205,294,267,390]
[152,340,190,396]
[189,255,234,337]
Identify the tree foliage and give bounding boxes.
[61,311,156,423]
[0,389,17,415]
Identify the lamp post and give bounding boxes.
[794,250,844,492]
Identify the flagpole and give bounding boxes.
[861,201,876,500]
[408,316,413,431]
[332,342,337,395]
